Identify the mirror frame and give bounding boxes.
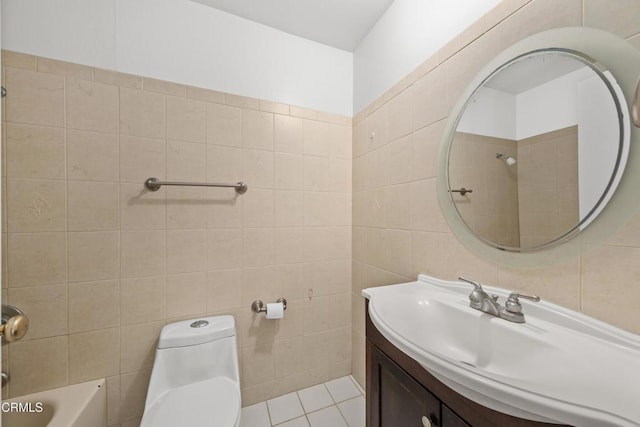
[447,49,629,253]
[438,27,640,267]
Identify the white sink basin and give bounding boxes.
[363,274,640,427]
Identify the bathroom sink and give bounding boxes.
[363,274,640,427]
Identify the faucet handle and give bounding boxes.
[458,277,487,310]
[505,292,540,314]
[458,276,483,290]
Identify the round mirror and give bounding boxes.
[446,48,630,252]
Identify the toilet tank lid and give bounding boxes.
[158,315,236,349]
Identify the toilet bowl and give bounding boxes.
[140,315,241,427]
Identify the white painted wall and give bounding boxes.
[1,0,353,116]
[1,0,117,70]
[517,67,621,223]
[457,68,594,141]
[353,0,501,114]
[457,86,516,140]
[515,68,592,140]
[577,71,622,221]
[2,0,508,116]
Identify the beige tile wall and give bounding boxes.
[518,126,579,247]
[0,51,352,426]
[446,126,579,249]
[449,132,520,247]
[351,0,640,387]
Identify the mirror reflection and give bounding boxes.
[448,50,628,251]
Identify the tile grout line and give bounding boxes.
[265,398,275,427]
[336,395,365,427]
[293,388,306,420]
[242,377,365,427]
[302,383,337,415]
[348,375,365,395]
[262,378,364,427]
[335,403,351,427]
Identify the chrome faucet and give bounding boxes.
[459,277,501,316]
[458,277,540,323]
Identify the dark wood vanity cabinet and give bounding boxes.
[370,343,467,427]
[365,303,568,427]
[442,405,471,427]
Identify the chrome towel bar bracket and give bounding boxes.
[449,188,473,196]
[144,177,248,194]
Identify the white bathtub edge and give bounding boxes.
[5,378,107,427]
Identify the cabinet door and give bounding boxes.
[370,342,441,427]
[442,405,471,427]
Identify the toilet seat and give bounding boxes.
[140,376,241,427]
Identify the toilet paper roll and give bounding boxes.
[265,302,284,319]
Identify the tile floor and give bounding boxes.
[240,376,365,427]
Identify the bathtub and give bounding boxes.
[2,378,106,427]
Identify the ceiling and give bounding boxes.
[190,0,396,51]
[484,53,588,94]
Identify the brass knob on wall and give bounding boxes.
[1,305,29,342]
[0,315,29,342]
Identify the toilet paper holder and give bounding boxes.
[251,298,287,314]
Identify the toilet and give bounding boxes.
[140,315,241,427]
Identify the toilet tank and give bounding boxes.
[145,315,240,405]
